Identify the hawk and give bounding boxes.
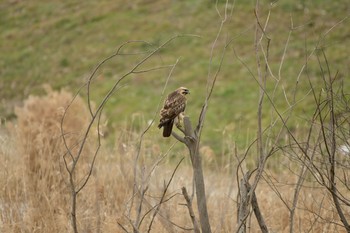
[158,87,190,137]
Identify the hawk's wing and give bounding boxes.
[158,91,186,137]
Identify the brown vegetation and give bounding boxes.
[1,88,348,232]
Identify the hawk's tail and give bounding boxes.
[161,120,174,137]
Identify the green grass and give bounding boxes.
[1,0,349,154]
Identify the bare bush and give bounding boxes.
[2,86,91,232]
[15,86,91,188]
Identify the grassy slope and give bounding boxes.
[1,0,349,152]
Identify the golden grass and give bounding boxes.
[0,89,348,232]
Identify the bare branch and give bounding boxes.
[182,187,200,233]
[147,158,184,233]
[171,131,186,144]
[251,191,268,233]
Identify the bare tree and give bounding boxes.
[172,116,212,233]
[233,1,273,232]
[305,51,350,231]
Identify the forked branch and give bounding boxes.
[172,116,211,233]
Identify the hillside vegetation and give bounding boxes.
[1,0,349,152]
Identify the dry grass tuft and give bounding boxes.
[2,86,91,232]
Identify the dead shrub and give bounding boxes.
[12,85,92,230]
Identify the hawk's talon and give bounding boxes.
[176,122,185,134]
[176,121,183,129]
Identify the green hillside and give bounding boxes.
[1,0,349,153]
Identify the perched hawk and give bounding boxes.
[158,87,190,137]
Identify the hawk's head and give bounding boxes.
[178,87,190,96]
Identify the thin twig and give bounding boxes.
[147,158,184,233]
[182,187,200,233]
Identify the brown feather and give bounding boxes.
[158,87,189,137]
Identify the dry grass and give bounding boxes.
[0,89,348,232]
